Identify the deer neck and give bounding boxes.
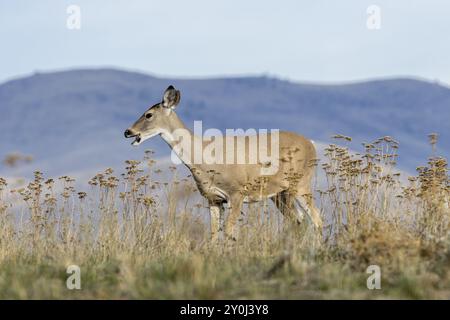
[159,112,205,173]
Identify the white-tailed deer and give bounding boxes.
[125,85,322,241]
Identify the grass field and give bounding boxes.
[0,136,449,299]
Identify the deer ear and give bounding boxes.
[162,85,181,109]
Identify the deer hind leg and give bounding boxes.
[224,195,244,241]
[295,194,322,231]
[272,191,304,225]
[209,201,225,242]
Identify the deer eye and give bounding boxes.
[145,113,152,119]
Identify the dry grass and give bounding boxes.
[2,152,33,168]
[0,137,449,299]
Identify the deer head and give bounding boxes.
[124,85,181,146]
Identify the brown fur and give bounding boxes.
[125,86,322,240]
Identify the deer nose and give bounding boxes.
[124,129,133,138]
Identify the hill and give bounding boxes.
[0,68,448,177]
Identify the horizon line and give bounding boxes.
[1,65,449,89]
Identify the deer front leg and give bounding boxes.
[224,196,244,241]
[295,195,323,231]
[209,202,224,242]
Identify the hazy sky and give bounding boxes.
[1,0,449,84]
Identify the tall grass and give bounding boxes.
[0,137,448,299]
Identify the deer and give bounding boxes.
[124,85,322,241]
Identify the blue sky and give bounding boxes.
[1,0,449,84]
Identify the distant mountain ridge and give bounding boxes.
[0,68,448,177]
